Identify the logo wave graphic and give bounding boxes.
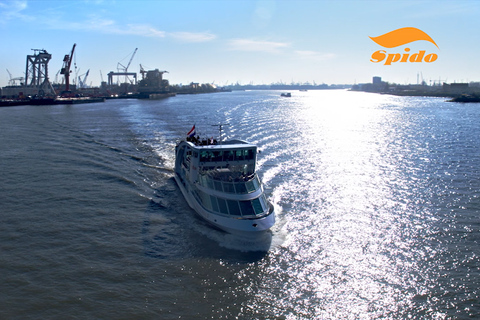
[369,27,439,49]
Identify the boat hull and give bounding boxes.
[174,172,275,234]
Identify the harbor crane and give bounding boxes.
[108,48,138,86]
[78,69,90,88]
[6,69,24,86]
[139,64,147,80]
[60,43,76,92]
[117,48,137,72]
[117,48,137,84]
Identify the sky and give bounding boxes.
[1,0,479,88]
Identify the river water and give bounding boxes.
[0,90,479,319]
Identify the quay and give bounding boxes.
[1,45,226,107]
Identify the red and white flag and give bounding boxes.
[187,125,196,137]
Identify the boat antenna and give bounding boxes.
[211,123,229,144]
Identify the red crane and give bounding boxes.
[60,43,76,92]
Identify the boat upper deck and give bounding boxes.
[185,137,255,150]
[179,138,258,173]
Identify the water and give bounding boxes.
[0,90,479,319]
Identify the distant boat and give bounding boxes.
[448,94,480,103]
[280,92,291,97]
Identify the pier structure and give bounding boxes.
[24,49,55,96]
[107,71,137,86]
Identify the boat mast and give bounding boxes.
[211,123,229,144]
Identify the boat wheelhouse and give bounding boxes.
[174,136,275,234]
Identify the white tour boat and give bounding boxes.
[174,125,275,234]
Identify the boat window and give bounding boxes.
[239,201,255,216]
[199,191,212,210]
[214,180,223,192]
[195,191,268,216]
[245,180,255,193]
[259,195,268,212]
[253,176,260,189]
[223,183,235,193]
[235,183,247,194]
[223,150,235,162]
[207,177,214,189]
[210,196,219,212]
[212,150,223,162]
[245,149,255,160]
[200,151,209,162]
[197,149,257,163]
[227,200,242,216]
[252,198,264,215]
[217,198,228,213]
[235,149,245,161]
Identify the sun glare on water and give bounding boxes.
[246,90,435,318]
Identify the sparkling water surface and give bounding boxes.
[0,90,479,319]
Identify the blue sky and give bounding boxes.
[1,0,479,87]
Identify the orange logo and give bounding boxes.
[369,27,439,65]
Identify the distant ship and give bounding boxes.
[281,92,291,97]
[448,94,480,103]
[174,125,275,234]
[137,68,175,99]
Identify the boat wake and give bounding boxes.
[142,163,174,173]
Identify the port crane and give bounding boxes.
[60,43,76,92]
[6,69,24,86]
[139,64,147,80]
[78,69,90,88]
[108,48,138,86]
[117,48,137,84]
